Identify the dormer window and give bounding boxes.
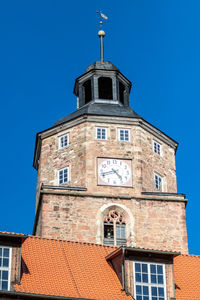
[98,77,113,99]
[0,246,11,291]
[134,261,166,300]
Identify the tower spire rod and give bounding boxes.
[96,11,108,62]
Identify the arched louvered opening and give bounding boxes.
[98,77,113,100]
[104,210,126,246]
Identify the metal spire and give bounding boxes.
[96,11,108,62]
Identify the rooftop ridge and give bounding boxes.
[178,254,200,258]
[0,231,118,248]
[0,231,186,254]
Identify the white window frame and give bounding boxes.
[0,246,12,291]
[58,167,69,185]
[96,127,107,140]
[153,140,161,156]
[59,133,69,149]
[154,173,163,191]
[133,261,167,300]
[118,128,130,142]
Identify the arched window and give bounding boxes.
[98,77,113,99]
[103,210,126,246]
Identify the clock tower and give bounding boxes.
[33,25,188,254]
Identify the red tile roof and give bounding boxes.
[174,254,200,300]
[14,236,132,300]
[1,231,199,300]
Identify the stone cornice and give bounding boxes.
[40,188,187,203]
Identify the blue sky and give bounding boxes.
[0,0,200,254]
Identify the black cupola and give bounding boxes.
[74,61,131,109]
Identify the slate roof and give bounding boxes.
[85,61,120,72]
[54,102,140,126]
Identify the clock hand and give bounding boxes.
[100,170,114,177]
[112,168,122,180]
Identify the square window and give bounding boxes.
[154,174,162,191]
[134,262,166,300]
[0,247,11,291]
[96,127,107,140]
[153,141,161,155]
[58,167,69,185]
[59,134,69,148]
[118,129,130,141]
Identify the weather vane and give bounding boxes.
[96,10,108,62]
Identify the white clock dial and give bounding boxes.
[98,158,132,187]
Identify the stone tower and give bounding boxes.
[33,27,188,254]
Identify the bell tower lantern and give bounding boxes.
[74,61,131,109]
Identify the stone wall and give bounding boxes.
[36,120,177,204]
[36,192,188,254]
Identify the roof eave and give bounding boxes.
[0,291,95,300]
[106,246,181,261]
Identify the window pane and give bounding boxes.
[136,296,142,300]
[150,264,156,274]
[0,248,2,256]
[142,274,148,283]
[2,281,8,290]
[152,287,157,296]
[116,224,126,239]
[135,263,141,272]
[3,258,9,267]
[143,286,149,295]
[151,275,157,284]
[136,285,142,294]
[144,297,149,300]
[142,264,148,273]
[136,273,141,282]
[104,224,114,239]
[3,249,9,258]
[158,288,164,296]
[157,265,163,274]
[158,275,163,284]
[2,271,8,280]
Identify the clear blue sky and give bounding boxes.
[0,0,199,254]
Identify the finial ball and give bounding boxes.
[98,30,105,37]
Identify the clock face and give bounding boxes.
[97,158,132,187]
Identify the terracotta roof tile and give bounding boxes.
[14,236,132,300]
[174,254,200,300]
